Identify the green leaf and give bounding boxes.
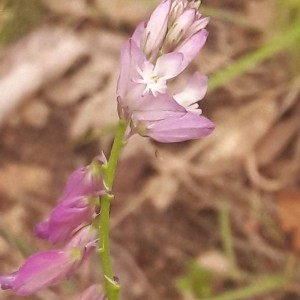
[177,262,213,299]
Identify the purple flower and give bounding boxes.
[60,155,107,201]
[75,284,105,300]
[118,32,207,101]
[35,195,98,245]
[117,0,214,143]
[167,0,209,48]
[35,156,107,245]
[117,39,183,106]
[132,0,171,60]
[34,218,50,239]
[129,93,214,143]
[0,227,97,296]
[0,251,79,296]
[132,0,209,64]
[134,51,184,96]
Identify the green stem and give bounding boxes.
[98,119,128,300]
[203,273,288,300]
[219,201,237,276]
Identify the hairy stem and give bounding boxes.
[98,119,128,300]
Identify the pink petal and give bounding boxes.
[146,112,214,143]
[65,226,97,250]
[12,251,73,296]
[132,93,185,122]
[143,0,171,57]
[0,273,17,290]
[34,219,50,239]
[174,72,208,108]
[168,9,196,42]
[175,29,208,69]
[154,52,184,79]
[117,39,145,99]
[177,8,196,28]
[131,22,146,46]
[60,162,104,203]
[187,17,209,37]
[48,196,94,245]
[60,167,89,201]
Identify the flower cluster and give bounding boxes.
[0,1,215,299]
[0,156,107,297]
[117,0,214,142]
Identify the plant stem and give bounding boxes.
[98,119,128,300]
[219,201,237,276]
[203,273,288,300]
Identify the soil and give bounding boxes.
[0,1,299,300]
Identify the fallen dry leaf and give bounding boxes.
[0,27,88,123]
[277,190,300,253]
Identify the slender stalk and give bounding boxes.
[203,273,288,300]
[98,119,128,300]
[219,201,237,276]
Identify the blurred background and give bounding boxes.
[0,0,300,299]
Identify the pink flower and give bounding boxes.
[116,0,214,143]
[132,0,171,60]
[35,195,98,245]
[35,156,107,245]
[0,251,79,296]
[167,0,209,47]
[134,51,184,96]
[121,16,208,99]
[129,93,214,143]
[60,155,107,202]
[0,227,97,296]
[118,39,184,98]
[132,0,209,65]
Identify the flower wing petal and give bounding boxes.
[175,29,208,69]
[154,52,184,79]
[12,251,72,296]
[174,72,208,111]
[117,39,145,99]
[146,112,214,143]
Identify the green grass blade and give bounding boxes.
[203,273,288,300]
[208,24,300,91]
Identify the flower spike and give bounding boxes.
[117,0,214,143]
